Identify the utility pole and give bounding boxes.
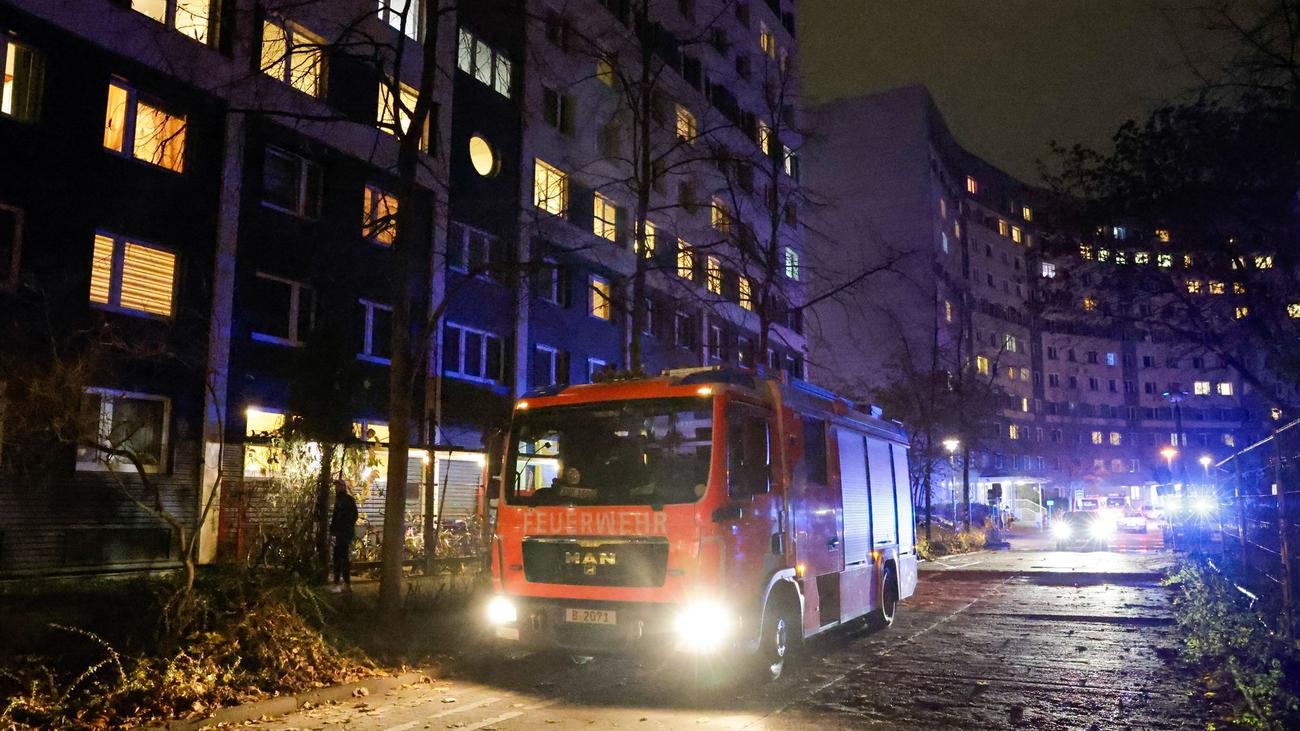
[1274,419,1294,639]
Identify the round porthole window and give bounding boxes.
[469,134,499,177]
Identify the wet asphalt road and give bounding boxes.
[252,528,1205,730]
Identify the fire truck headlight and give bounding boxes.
[674,599,733,653]
[1051,522,1072,539]
[1192,497,1217,516]
[486,595,517,626]
[1089,519,1115,541]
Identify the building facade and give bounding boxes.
[0,0,808,577]
[805,86,1260,521]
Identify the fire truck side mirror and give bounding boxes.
[712,504,744,523]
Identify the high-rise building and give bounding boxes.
[0,0,807,577]
[804,85,1259,520]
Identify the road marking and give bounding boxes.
[382,696,503,730]
[455,699,559,731]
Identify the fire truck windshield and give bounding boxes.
[506,398,713,506]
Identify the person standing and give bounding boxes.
[329,480,359,592]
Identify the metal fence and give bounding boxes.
[1215,417,1299,629]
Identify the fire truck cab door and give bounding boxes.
[790,417,844,631]
[718,402,782,618]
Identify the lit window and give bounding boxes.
[1105,352,1117,366]
[710,198,731,233]
[1223,433,1235,447]
[378,79,429,151]
[533,159,568,216]
[706,256,723,295]
[76,388,171,472]
[357,298,393,364]
[1,37,44,122]
[1110,432,1122,446]
[1114,251,1127,265]
[1158,253,1173,268]
[939,199,948,218]
[245,407,285,437]
[1217,382,1234,396]
[759,22,776,58]
[260,18,323,97]
[442,322,504,383]
[998,219,1009,237]
[468,135,498,177]
[965,175,977,194]
[1097,248,1110,262]
[675,104,696,143]
[1234,306,1249,319]
[595,57,615,86]
[1003,334,1017,353]
[1193,380,1211,395]
[1155,229,1170,242]
[1186,280,1201,294]
[589,276,612,320]
[1022,205,1032,221]
[1112,226,1127,240]
[1082,296,1096,311]
[0,204,22,292]
[131,0,211,43]
[783,247,800,280]
[739,276,753,311]
[1091,431,1103,445]
[89,233,176,318]
[1040,262,1056,278]
[249,273,313,346]
[593,193,618,242]
[1255,255,1273,269]
[379,0,422,40]
[1184,254,1194,268]
[1233,282,1246,295]
[677,240,694,279]
[103,80,186,172]
[1209,280,1224,295]
[1021,398,1029,412]
[1010,226,1022,244]
[1009,424,1020,440]
[975,355,990,375]
[1079,244,1093,260]
[637,220,656,259]
[783,146,798,178]
[1135,251,1150,264]
[941,232,950,253]
[457,29,512,97]
[1288,303,1300,319]
[362,185,399,246]
[944,300,953,323]
[262,146,322,218]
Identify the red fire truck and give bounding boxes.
[483,367,917,679]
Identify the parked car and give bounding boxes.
[1051,510,1115,551]
[1118,509,1148,533]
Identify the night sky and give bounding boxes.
[800,0,1206,183]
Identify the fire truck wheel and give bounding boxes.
[756,595,798,682]
[870,563,899,629]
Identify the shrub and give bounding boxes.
[915,524,987,560]
[1166,559,1300,729]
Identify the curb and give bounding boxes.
[152,669,437,729]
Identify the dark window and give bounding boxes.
[542,88,575,134]
[262,146,322,217]
[727,406,770,499]
[0,205,21,290]
[802,417,828,484]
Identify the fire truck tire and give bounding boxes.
[756,592,799,682]
[870,563,899,629]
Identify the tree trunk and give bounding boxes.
[316,442,335,581]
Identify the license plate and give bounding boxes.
[565,608,616,625]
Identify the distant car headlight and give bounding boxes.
[674,599,733,654]
[1192,497,1217,516]
[1052,522,1072,539]
[486,595,517,625]
[1089,520,1115,540]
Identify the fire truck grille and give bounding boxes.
[522,538,669,587]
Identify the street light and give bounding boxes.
[1198,454,1212,478]
[1160,446,1178,471]
[943,438,960,527]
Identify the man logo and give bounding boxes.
[564,551,616,575]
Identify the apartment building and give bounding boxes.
[0,0,808,576]
[804,85,1258,519]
